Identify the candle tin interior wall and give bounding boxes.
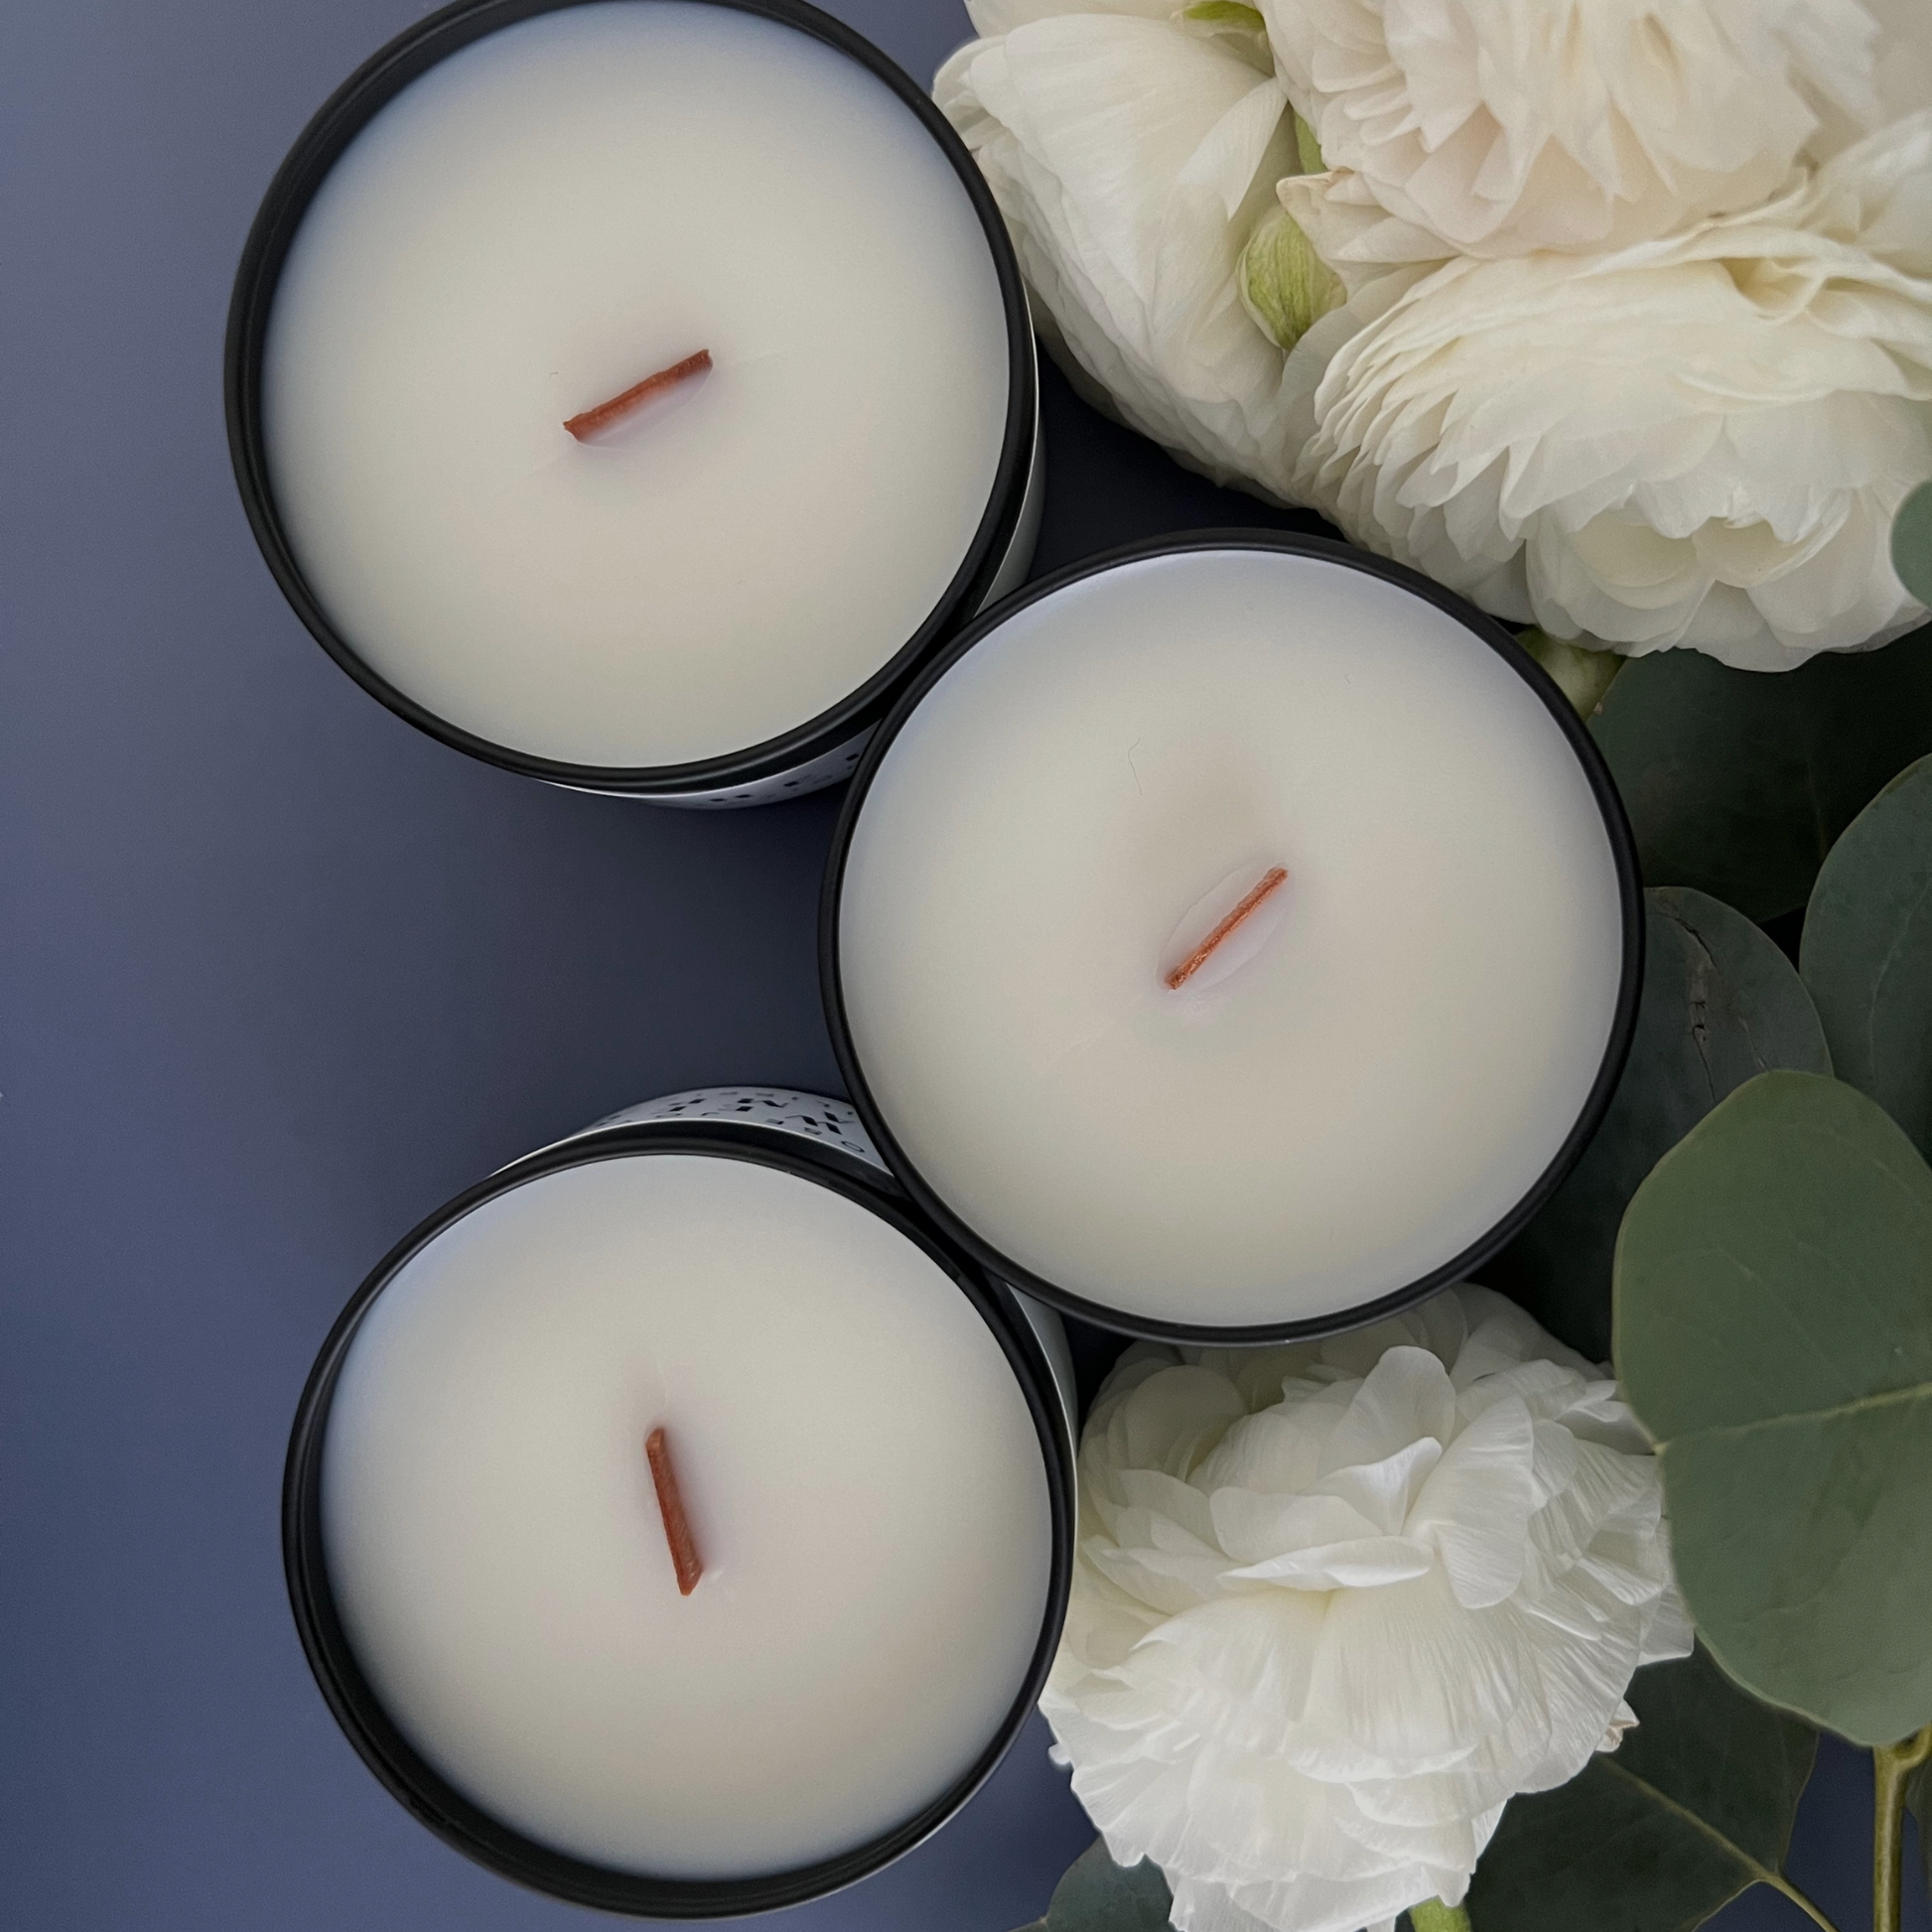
[820,531,1646,1348]
[283,1102,1075,1917]
[225,0,1040,807]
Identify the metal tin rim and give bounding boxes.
[282,1117,1076,1917]
[224,0,1038,798]
[819,529,1648,1347]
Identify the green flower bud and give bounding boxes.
[1173,2,1271,66]
[1238,206,1344,353]
[1175,1,1266,30]
[1518,626,1626,719]
[1408,1905,1472,1932]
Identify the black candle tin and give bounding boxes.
[283,1095,1075,1916]
[820,531,1647,1348]
[225,0,1040,807]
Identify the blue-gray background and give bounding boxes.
[0,0,1907,1925]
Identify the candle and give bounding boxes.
[287,1090,1070,1911]
[826,537,1638,1339]
[231,0,1037,803]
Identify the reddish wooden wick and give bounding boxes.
[565,348,713,442]
[645,1425,704,1596]
[1165,866,1290,990]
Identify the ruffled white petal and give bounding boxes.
[938,9,1310,500]
[1260,0,1893,258]
[939,0,1930,669]
[1044,1284,1688,1932]
[1293,113,1932,667]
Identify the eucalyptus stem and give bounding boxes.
[1872,1724,1932,1932]
[1409,1903,1472,1932]
[1767,1873,1844,1932]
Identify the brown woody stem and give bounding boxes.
[566,349,713,441]
[645,1425,704,1595]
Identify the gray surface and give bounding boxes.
[0,0,1907,1924]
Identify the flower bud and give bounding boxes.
[1172,2,1271,69]
[1173,0,1265,27]
[1519,626,1626,719]
[1238,205,1343,352]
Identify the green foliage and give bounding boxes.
[1616,1071,1932,1744]
[1486,888,1828,1359]
[1894,483,1932,608]
[1802,755,1932,1163]
[1014,1839,1173,1932]
[1589,624,1932,919]
[1466,1648,1819,1932]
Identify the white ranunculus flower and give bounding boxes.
[935,1,1418,503]
[1259,0,1897,260]
[1045,1286,1690,1932]
[1284,114,1932,668]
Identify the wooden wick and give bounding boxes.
[1165,866,1289,990]
[644,1425,704,1595]
[565,349,713,442]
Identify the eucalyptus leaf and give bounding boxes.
[1802,755,1932,1163]
[1615,1070,1932,1744]
[1486,887,1829,1360]
[1465,1648,1819,1932]
[1895,483,1932,608]
[1014,1838,1173,1932]
[1589,623,1932,919]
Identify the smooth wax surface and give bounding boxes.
[839,550,1625,1328]
[264,1,1009,767]
[323,1153,1052,1876]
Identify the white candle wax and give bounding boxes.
[263,1,1013,769]
[322,1149,1054,1876]
[836,547,1626,1330]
